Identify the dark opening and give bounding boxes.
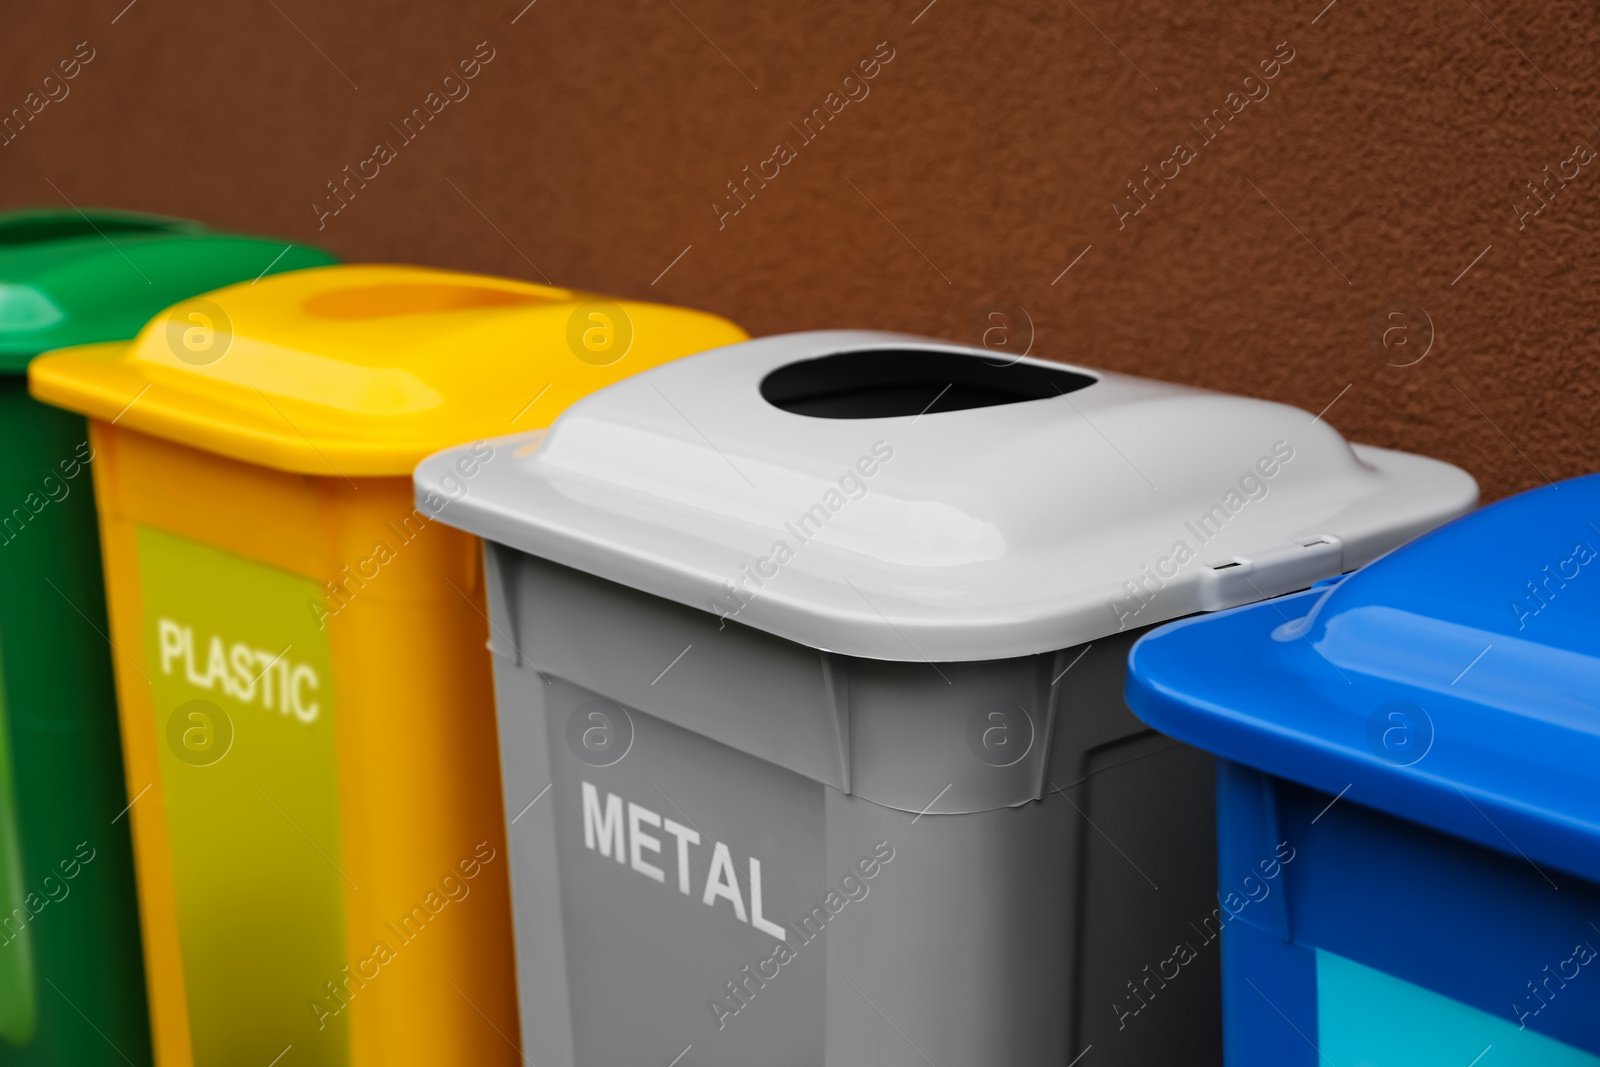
[760,348,1096,419]
[0,213,191,247]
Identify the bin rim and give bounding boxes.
[26,263,748,477]
[414,328,1479,662]
[0,207,335,370]
[1126,473,1600,884]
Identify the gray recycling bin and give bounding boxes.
[414,330,1477,1067]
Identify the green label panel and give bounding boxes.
[137,526,348,1066]
[0,640,39,1047]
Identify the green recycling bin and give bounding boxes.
[0,208,335,1066]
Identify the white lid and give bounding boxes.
[416,330,1478,662]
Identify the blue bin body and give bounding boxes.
[1126,475,1600,1066]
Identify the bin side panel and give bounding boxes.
[515,555,844,791]
[490,552,1229,1062]
[91,421,194,1066]
[1041,627,1222,1064]
[821,794,1075,1066]
[133,523,350,1066]
[1045,632,1152,789]
[320,477,517,1067]
[1221,919,1319,1066]
[1215,760,1315,1066]
[1071,735,1221,1064]
[514,556,1070,815]
[539,679,827,1066]
[844,655,1054,813]
[0,645,37,1049]
[1275,779,1600,1056]
[91,424,519,1067]
[489,613,576,1067]
[0,386,152,1065]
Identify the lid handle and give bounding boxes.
[0,210,199,248]
[299,282,556,320]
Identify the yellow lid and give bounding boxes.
[28,264,748,476]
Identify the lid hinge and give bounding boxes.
[1196,536,1344,612]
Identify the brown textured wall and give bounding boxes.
[2,0,1595,501]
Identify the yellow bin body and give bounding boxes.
[28,265,748,1067]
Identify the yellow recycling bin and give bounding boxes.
[27,265,748,1067]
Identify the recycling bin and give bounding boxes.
[0,208,334,1067]
[28,264,747,1067]
[1127,474,1600,1067]
[414,330,1478,1067]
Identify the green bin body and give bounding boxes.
[0,209,335,1065]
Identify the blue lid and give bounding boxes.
[1127,474,1600,884]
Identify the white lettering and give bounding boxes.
[702,841,748,922]
[159,619,184,675]
[582,782,625,862]
[205,636,232,696]
[230,643,257,702]
[184,627,204,686]
[291,664,319,723]
[254,649,277,708]
[585,784,785,937]
[155,618,321,723]
[628,802,665,883]
[276,657,291,713]
[749,857,787,941]
[663,817,700,895]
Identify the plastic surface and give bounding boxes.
[416,330,1477,662]
[30,264,749,476]
[428,332,1476,1063]
[1317,951,1600,1066]
[1213,763,1600,1065]
[85,424,518,1067]
[31,272,746,1066]
[0,207,334,369]
[1127,478,1600,1064]
[0,384,151,1067]
[480,548,1223,1066]
[1127,473,1600,885]
[0,209,333,1067]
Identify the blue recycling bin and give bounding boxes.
[1125,473,1600,1067]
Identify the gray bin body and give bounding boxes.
[416,330,1478,1066]
[487,547,1220,1067]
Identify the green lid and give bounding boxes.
[0,208,337,372]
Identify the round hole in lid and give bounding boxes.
[301,283,562,320]
[759,348,1096,419]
